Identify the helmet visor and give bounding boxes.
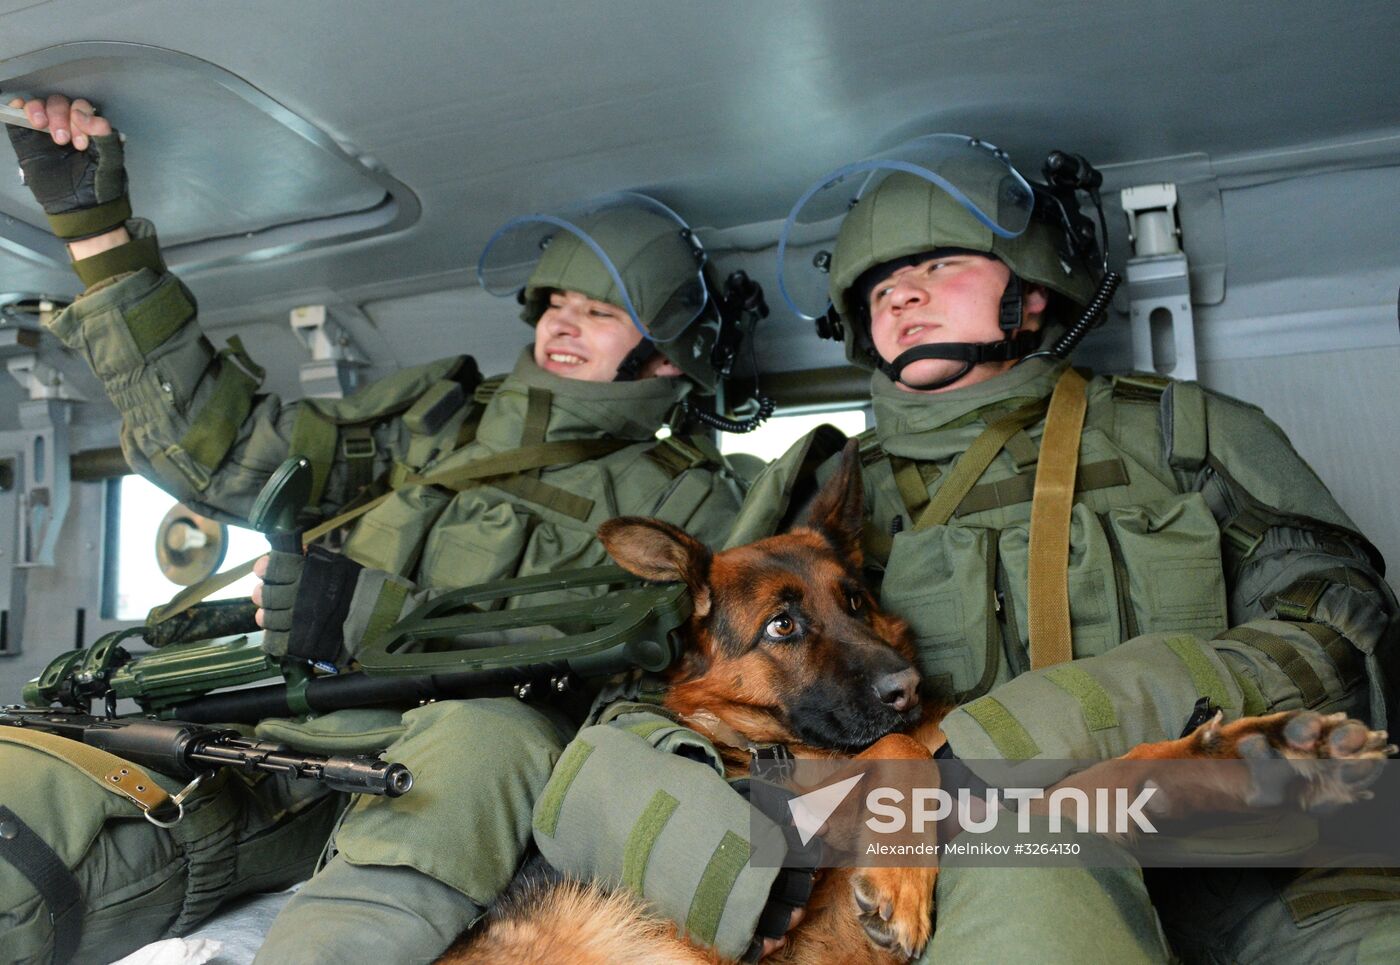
[777,135,1035,320]
[477,192,707,343]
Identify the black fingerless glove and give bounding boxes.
[7,125,131,239]
[259,545,362,665]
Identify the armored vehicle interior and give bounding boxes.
[0,0,1397,953]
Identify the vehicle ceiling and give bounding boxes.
[1,0,1397,409]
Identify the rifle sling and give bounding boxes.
[0,728,174,817]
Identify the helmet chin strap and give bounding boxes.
[613,339,659,382]
[874,274,1042,390]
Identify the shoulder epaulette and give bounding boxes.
[1110,373,1171,403]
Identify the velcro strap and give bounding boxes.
[46,194,132,240]
[1110,373,1170,402]
[960,696,1041,760]
[1286,885,1400,924]
[1221,504,1273,559]
[522,387,552,448]
[1003,428,1039,471]
[1227,664,1270,717]
[534,739,594,839]
[1298,622,1364,688]
[71,234,164,289]
[289,406,339,509]
[686,830,751,947]
[124,275,197,355]
[1218,626,1329,708]
[360,578,410,653]
[178,347,261,471]
[622,789,681,894]
[0,805,84,965]
[1043,665,1119,731]
[0,729,173,816]
[1164,381,1208,471]
[1165,636,1235,712]
[648,435,713,478]
[1272,578,1329,622]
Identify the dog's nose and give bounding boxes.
[873,668,920,712]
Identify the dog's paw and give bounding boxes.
[1194,710,1394,809]
[851,866,935,961]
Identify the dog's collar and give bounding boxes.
[682,711,795,778]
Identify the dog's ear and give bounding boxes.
[597,517,713,618]
[796,438,865,563]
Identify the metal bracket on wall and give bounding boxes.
[0,449,23,657]
[290,304,369,399]
[1,325,83,568]
[1120,183,1198,381]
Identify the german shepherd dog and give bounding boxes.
[445,441,1391,965]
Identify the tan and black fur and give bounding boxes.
[445,441,1391,965]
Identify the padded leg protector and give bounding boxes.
[942,633,1246,784]
[255,856,484,965]
[922,818,1171,964]
[331,699,570,905]
[533,723,787,961]
[1149,867,1400,965]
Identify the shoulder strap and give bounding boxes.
[913,396,1050,530]
[1027,368,1090,670]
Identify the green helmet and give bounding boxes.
[478,194,723,390]
[778,135,1098,377]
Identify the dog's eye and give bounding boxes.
[847,592,864,614]
[765,614,796,639]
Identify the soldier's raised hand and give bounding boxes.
[7,93,130,242]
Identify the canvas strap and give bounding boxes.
[1027,368,1089,669]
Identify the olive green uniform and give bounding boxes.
[537,355,1399,962]
[0,223,747,965]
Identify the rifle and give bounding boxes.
[0,706,413,797]
[18,459,689,744]
[21,565,690,724]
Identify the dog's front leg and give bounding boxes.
[1046,709,1391,828]
[843,734,938,962]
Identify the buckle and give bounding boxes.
[750,743,796,783]
[341,434,375,460]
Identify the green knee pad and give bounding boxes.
[256,856,482,965]
[942,633,1245,784]
[0,744,337,965]
[332,698,568,904]
[532,723,785,961]
[924,818,1171,965]
[1151,867,1400,965]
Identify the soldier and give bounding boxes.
[532,136,1400,962]
[0,94,784,965]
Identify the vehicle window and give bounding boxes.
[107,474,266,620]
[719,406,870,460]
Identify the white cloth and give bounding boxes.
[110,939,222,965]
